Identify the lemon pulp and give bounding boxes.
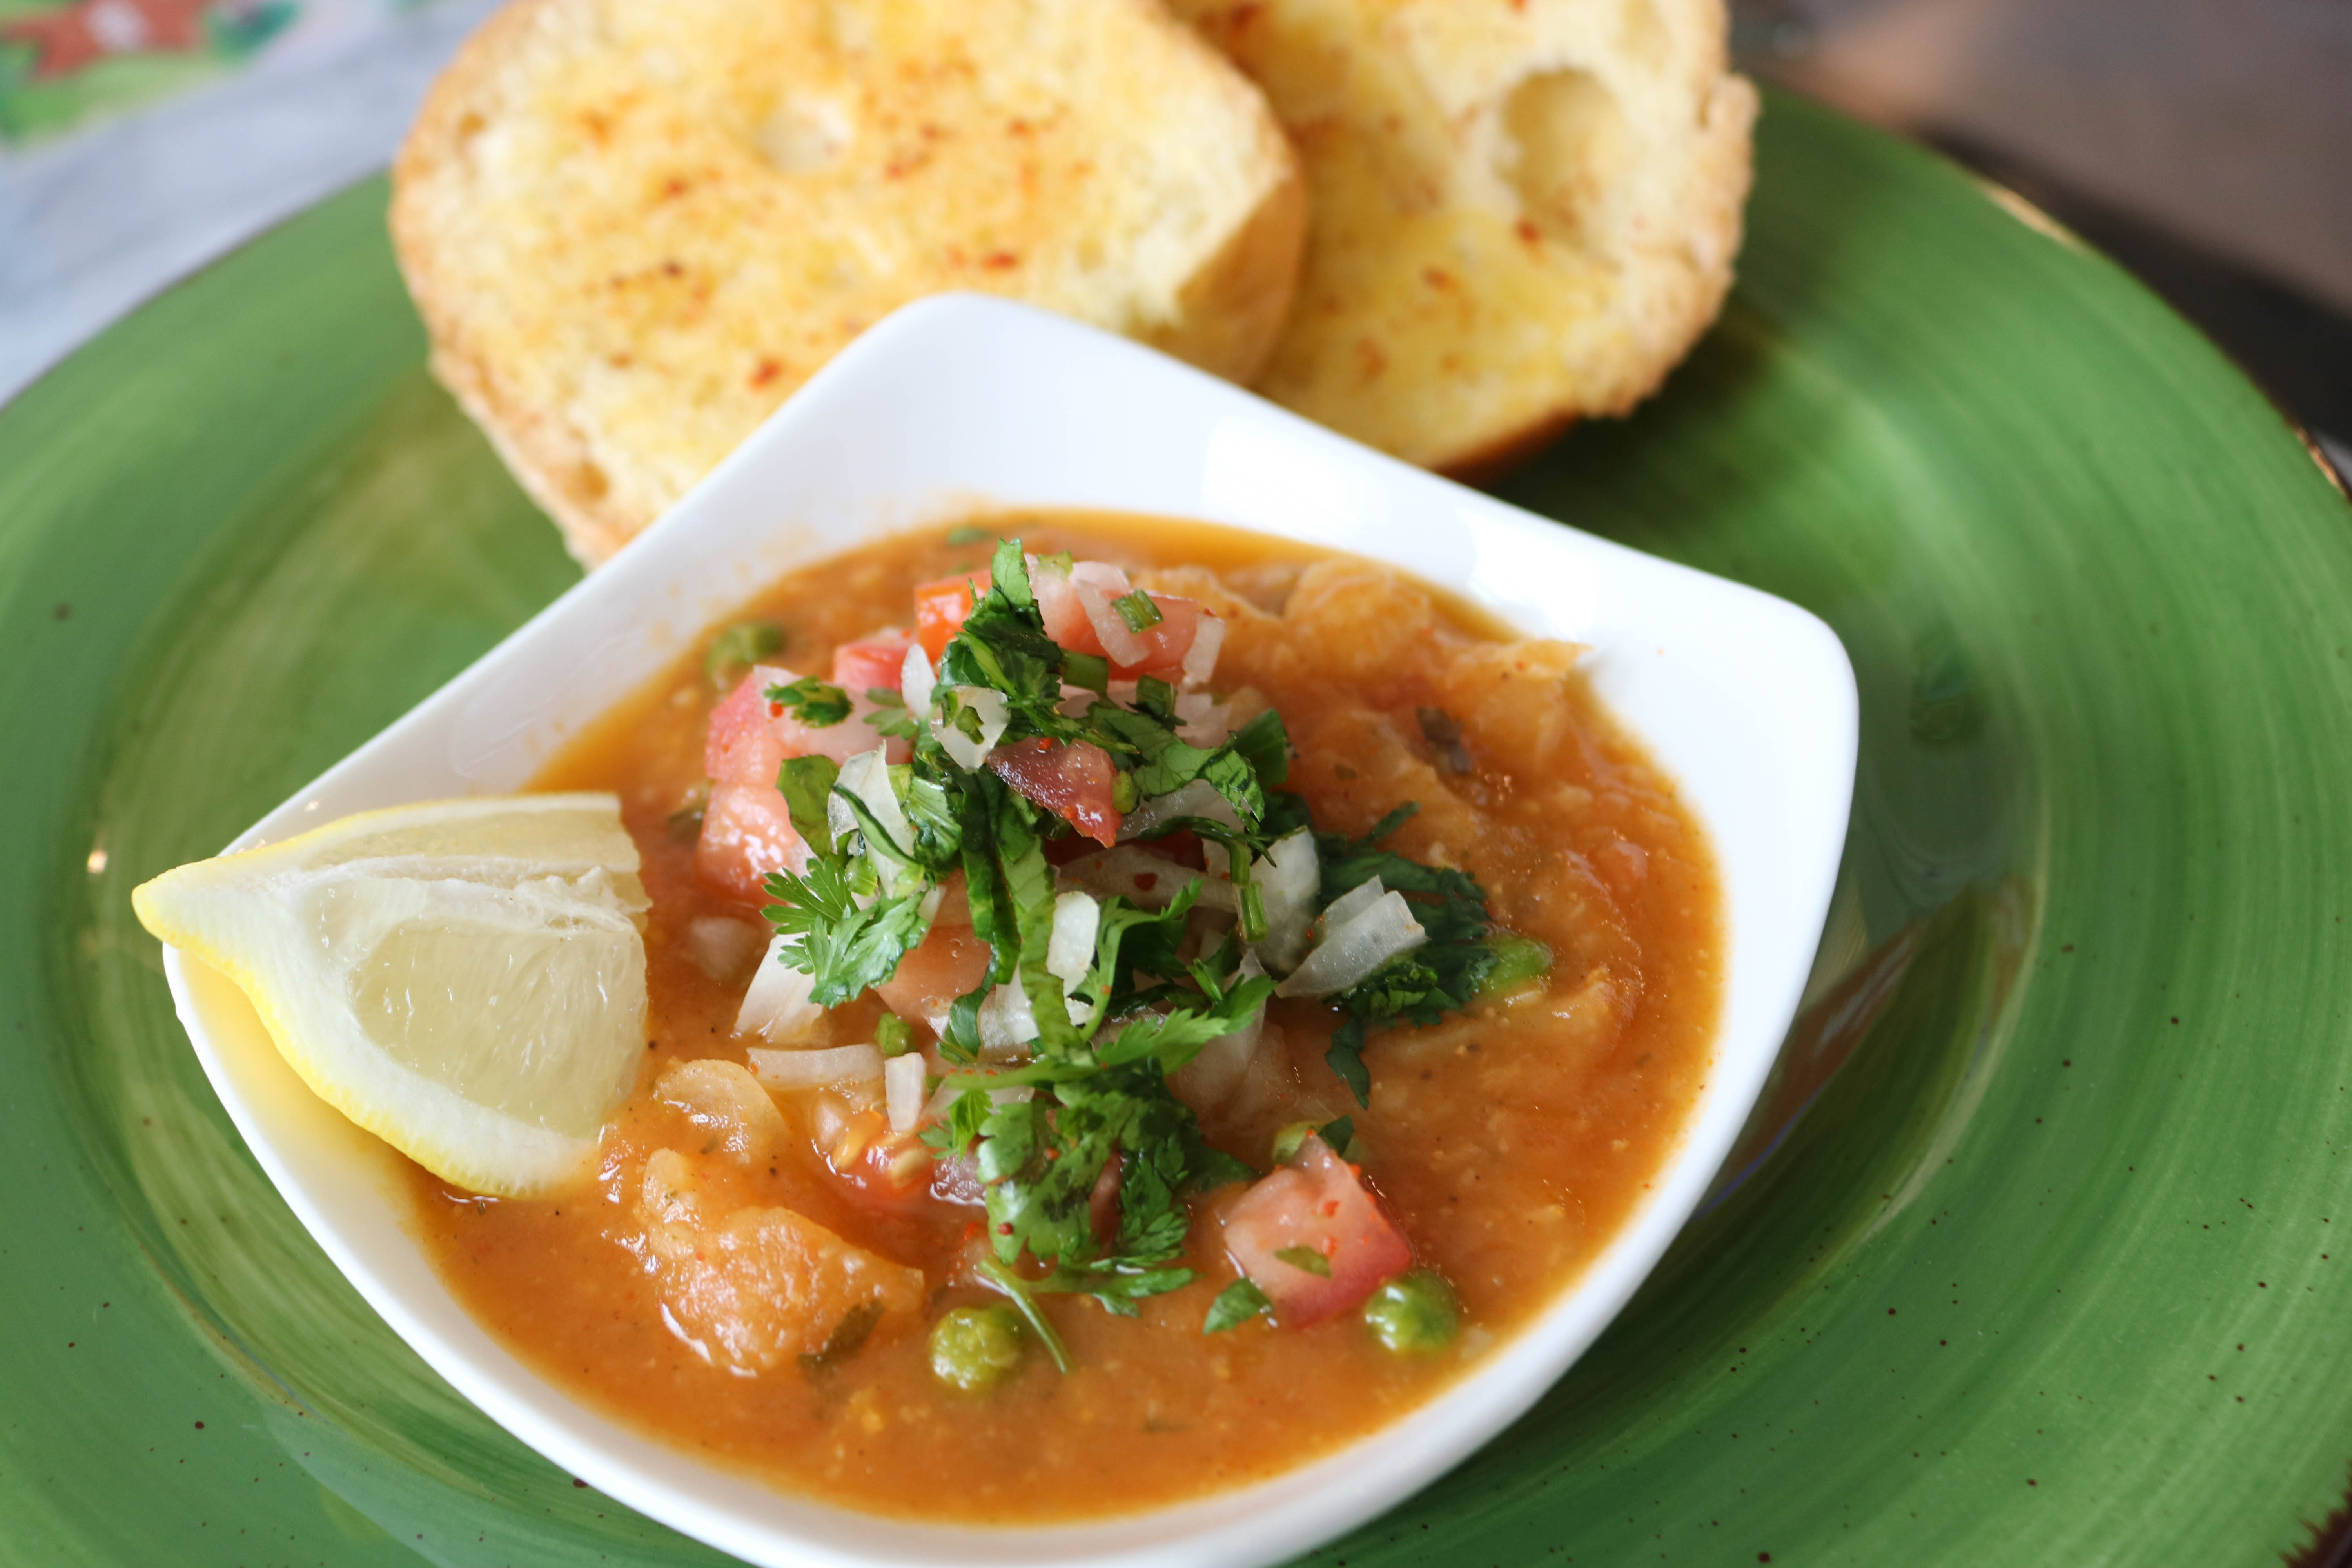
[133,794,650,1196]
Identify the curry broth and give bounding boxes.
[404,514,1721,1520]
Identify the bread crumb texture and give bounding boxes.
[1172,0,1756,472]
[392,0,1305,565]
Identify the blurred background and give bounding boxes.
[2,0,2347,473]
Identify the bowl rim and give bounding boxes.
[158,294,1858,1568]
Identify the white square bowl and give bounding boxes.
[159,294,1857,1568]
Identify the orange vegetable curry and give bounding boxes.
[404,514,1721,1521]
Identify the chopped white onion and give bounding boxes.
[1322,875,1389,930]
[987,1084,1036,1107]
[1276,889,1428,998]
[748,1043,884,1090]
[919,1077,962,1124]
[1120,777,1242,840]
[1074,578,1152,668]
[1167,966,1265,1114]
[683,915,766,983]
[977,981,1039,1056]
[1250,828,1320,972]
[1046,891,1100,988]
[884,1053,928,1133]
[900,642,936,721]
[1174,690,1232,747]
[734,934,823,1040]
[1179,614,1225,688]
[1058,844,1203,909]
[933,685,1009,768]
[833,746,917,894]
[1071,560,1133,595]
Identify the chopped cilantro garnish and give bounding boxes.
[945,524,991,546]
[1204,1278,1272,1334]
[665,783,709,843]
[766,675,853,728]
[864,687,922,740]
[751,537,1515,1370]
[1313,802,1502,1107]
[797,1299,882,1374]
[1479,932,1553,996]
[776,755,838,844]
[1112,590,1163,632]
[704,620,784,687]
[1274,1245,1332,1278]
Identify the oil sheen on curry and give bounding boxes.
[407,514,1722,1521]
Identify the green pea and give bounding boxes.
[929,1305,1026,1392]
[1363,1270,1460,1354]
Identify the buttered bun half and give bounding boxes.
[393,0,1305,566]
[1172,0,1756,475]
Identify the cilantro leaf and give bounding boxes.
[1313,802,1501,1105]
[1204,1278,1272,1334]
[1325,1017,1372,1107]
[1091,975,1278,1074]
[760,862,933,1006]
[776,755,839,847]
[1228,708,1291,790]
[1274,1245,1331,1278]
[864,687,922,741]
[975,1257,1071,1373]
[766,676,852,727]
[796,1299,882,1374]
[705,620,784,687]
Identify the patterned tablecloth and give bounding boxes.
[0,0,496,404]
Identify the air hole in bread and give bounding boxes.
[1497,68,1628,252]
[756,95,855,175]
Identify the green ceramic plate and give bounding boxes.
[4,91,2349,1566]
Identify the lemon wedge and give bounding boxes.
[133,794,651,1196]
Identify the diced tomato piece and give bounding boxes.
[1034,562,1112,655]
[695,782,808,904]
[987,737,1121,846]
[1111,595,1203,681]
[772,703,906,766]
[706,666,793,785]
[1219,1136,1412,1326]
[1033,562,1204,681]
[875,923,993,1025]
[914,573,990,661]
[831,630,913,698]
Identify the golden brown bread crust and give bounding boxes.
[1171,0,1757,473]
[392,0,1306,566]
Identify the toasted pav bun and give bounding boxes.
[1171,0,1756,474]
[393,0,1306,565]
